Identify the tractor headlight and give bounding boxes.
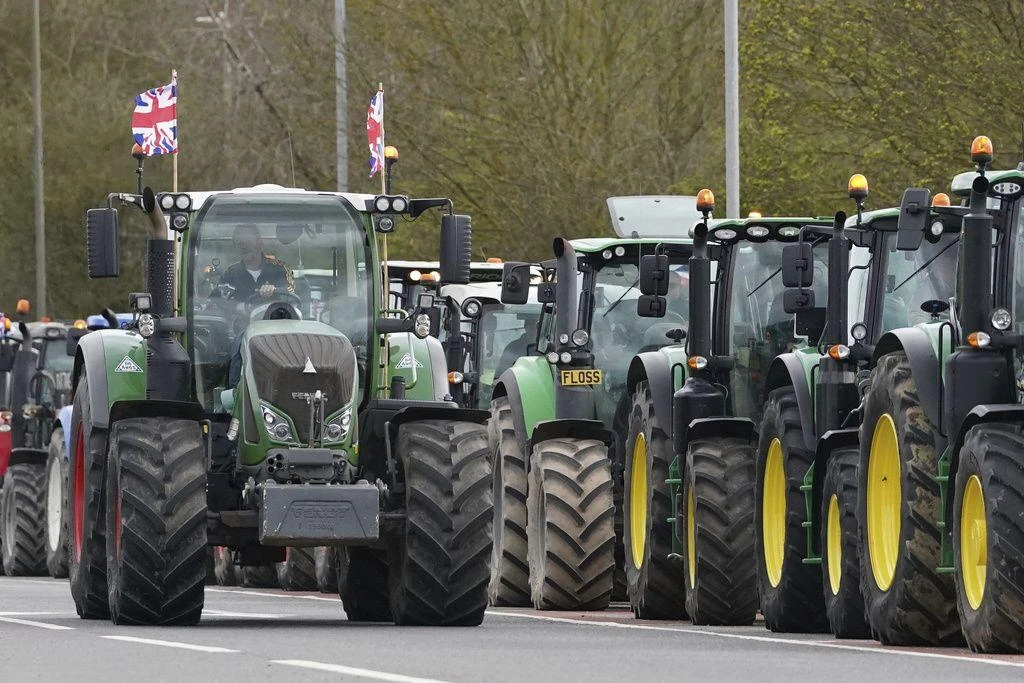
[159,194,173,210]
[602,249,613,260]
[713,228,736,241]
[324,408,352,444]
[990,308,1012,331]
[260,403,293,443]
[614,246,626,257]
[171,214,189,232]
[851,322,868,341]
[559,351,572,364]
[558,333,570,345]
[375,196,391,212]
[392,196,408,213]
[414,313,431,338]
[546,351,559,364]
[174,194,191,210]
[461,298,482,318]
[929,220,944,238]
[747,225,770,239]
[137,313,155,338]
[778,226,800,238]
[571,329,589,347]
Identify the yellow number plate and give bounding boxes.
[560,369,603,386]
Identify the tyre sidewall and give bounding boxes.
[820,447,868,638]
[45,433,70,577]
[623,382,657,598]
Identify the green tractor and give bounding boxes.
[71,183,493,626]
[754,178,962,636]
[489,196,697,609]
[857,136,1024,652]
[626,191,836,622]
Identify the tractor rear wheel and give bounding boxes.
[315,546,340,594]
[341,546,390,621]
[754,387,827,632]
[105,417,207,625]
[857,352,960,645]
[390,420,492,625]
[68,373,109,620]
[237,564,278,588]
[820,446,870,638]
[623,381,686,619]
[212,547,238,586]
[953,424,1024,654]
[1,462,47,575]
[682,436,757,625]
[487,396,530,606]
[45,430,70,578]
[276,547,316,591]
[528,437,615,611]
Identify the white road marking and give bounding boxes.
[0,616,75,631]
[0,611,73,616]
[101,636,239,653]
[273,660,453,683]
[204,609,283,619]
[206,587,338,602]
[486,611,1024,669]
[0,578,68,586]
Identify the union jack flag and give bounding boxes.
[367,89,384,178]
[132,71,178,156]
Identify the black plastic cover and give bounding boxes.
[440,214,472,285]
[782,243,813,288]
[86,208,119,278]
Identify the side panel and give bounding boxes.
[626,347,688,440]
[385,332,438,401]
[73,329,149,429]
[764,348,819,452]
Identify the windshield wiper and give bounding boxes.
[747,267,781,298]
[892,236,959,293]
[603,276,640,317]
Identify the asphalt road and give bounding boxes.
[2,577,1023,682]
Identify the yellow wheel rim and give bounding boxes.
[826,494,842,596]
[960,474,987,610]
[687,485,696,588]
[762,438,787,588]
[629,434,648,569]
[867,413,901,591]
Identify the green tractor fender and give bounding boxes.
[386,332,450,401]
[764,347,820,452]
[492,355,555,454]
[872,324,949,439]
[626,347,688,442]
[72,329,148,430]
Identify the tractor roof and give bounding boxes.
[605,195,702,239]
[571,236,692,253]
[843,207,899,229]
[185,184,378,214]
[950,168,1024,196]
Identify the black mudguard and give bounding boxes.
[9,448,48,467]
[873,329,942,440]
[627,352,676,443]
[812,427,860,523]
[529,418,612,451]
[945,403,1024,524]
[686,416,756,446]
[764,353,817,452]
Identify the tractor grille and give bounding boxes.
[248,333,355,443]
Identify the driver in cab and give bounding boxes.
[219,223,296,301]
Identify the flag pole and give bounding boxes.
[377,82,390,396]
[172,69,179,192]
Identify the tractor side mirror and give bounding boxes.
[896,187,931,251]
[639,254,669,295]
[637,294,666,318]
[781,243,813,288]
[501,263,532,305]
[86,208,120,278]
[439,214,472,285]
[783,288,815,314]
[66,328,88,357]
[794,307,827,341]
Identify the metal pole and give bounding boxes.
[32,0,46,316]
[335,0,347,192]
[724,0,740,218]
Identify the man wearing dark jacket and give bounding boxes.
[220,223,295,300]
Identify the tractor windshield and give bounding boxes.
[880,231,958,329]
[477,302,542,408]
[189,194,372,410]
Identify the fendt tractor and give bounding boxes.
[754,179,961,636]
[490,196,697,610]
[0,307,79,577]
[71,182,494,626]
[856,136,1024,653]
[626,193,835,622]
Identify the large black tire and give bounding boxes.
[341,546,391,621]
[952,424,1024,654]
[68,373,109,619]
[105,417,207,625]
[45,430,70,578]
[528,437,615,611]
[276,547,317,591]
[315,546,340,594]
[857,352,961,645]
[391,420,492,626]
[623,381,686,619]
[237,564,278,588]
[820,446,870,638]
[610,392,631,602]
[681,436,758,625]
[754,387,827,632]
[1,462,47,575]
[212,546,238,586]
[487,397,530,606]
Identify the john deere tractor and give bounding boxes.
[754,178,962,636]
[626,192,835,623]
[489,196,697,610]
[71,183,492,626]
[856,136,1024,653]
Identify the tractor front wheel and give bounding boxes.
[682,436,757,625]
[314,546,340,594]
[45,430,70,578]
[276,547,316,591]
[105,417,207,625]
[953,424,1024,654]
[391,420,493,625]
[528,437,615,611]
[1,462,47,575]
[341,546,390,621]
[487,397,530,606]
[820,446,869,638]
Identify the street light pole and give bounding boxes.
[32,0,47,315]
[335,0,347,192]
[724,0,740,218]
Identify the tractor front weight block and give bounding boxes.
[259,481,380,546]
